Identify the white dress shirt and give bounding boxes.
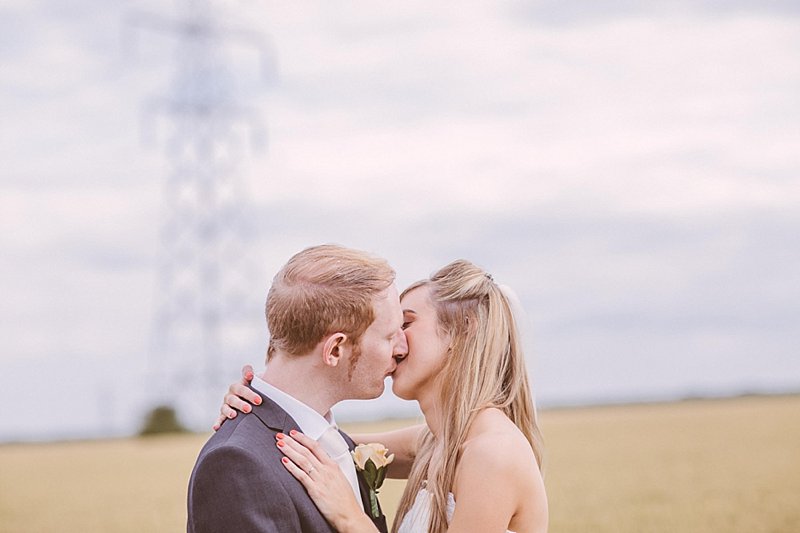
[251,376,362,503]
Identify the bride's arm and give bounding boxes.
[351,424,426,479]
[446,433,548,533]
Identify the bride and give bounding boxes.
[220,260,548,532]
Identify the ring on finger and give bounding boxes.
[306,466,315,475]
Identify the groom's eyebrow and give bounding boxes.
[403,309,417,315]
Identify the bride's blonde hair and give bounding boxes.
[392,260,544,533]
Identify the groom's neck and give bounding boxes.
[259,355,339,416]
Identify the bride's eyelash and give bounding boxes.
[402,322,411,330]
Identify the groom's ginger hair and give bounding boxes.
[265,244,395,360]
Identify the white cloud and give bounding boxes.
[233,10,800,219]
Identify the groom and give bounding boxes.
[187,245,407,533]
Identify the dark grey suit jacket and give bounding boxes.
[187,392,388,533]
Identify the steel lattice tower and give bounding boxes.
[130,0,272,428]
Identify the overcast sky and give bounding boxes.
[2,0,799,440]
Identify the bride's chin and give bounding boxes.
[391,379,413,401]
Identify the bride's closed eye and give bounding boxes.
[402,309,417,330]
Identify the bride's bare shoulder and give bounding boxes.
[467,408,528,442]
[454,408,548,531]
[460,408,537,472]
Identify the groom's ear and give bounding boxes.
[321,333,348,368]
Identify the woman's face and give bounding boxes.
[391,285,451,401]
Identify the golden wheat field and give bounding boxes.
[1,395,798,533]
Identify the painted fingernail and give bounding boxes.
[254,397,262,405]
[244,405,251,413]
[246,372,254,380]
[275,433,285,440]
[277,440,285,448]
[282,457,289,464]
[228,412,235,418]
[289,429,298,437]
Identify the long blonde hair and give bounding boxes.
[392,260,544,533]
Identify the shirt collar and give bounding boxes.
[251,375,337,440]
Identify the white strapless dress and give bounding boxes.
[396,485,515,533]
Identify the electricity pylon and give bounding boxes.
[128,0,273,428]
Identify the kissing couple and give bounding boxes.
[187,245,548,532]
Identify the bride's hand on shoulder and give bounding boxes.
[277,431,377,533]
[212,364,263,431]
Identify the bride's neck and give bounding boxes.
[417,387,444,438]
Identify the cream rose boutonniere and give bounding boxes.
[352,443,394,518]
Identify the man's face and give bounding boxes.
[345,284,407,399]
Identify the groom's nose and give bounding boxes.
[393,328,408,360]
